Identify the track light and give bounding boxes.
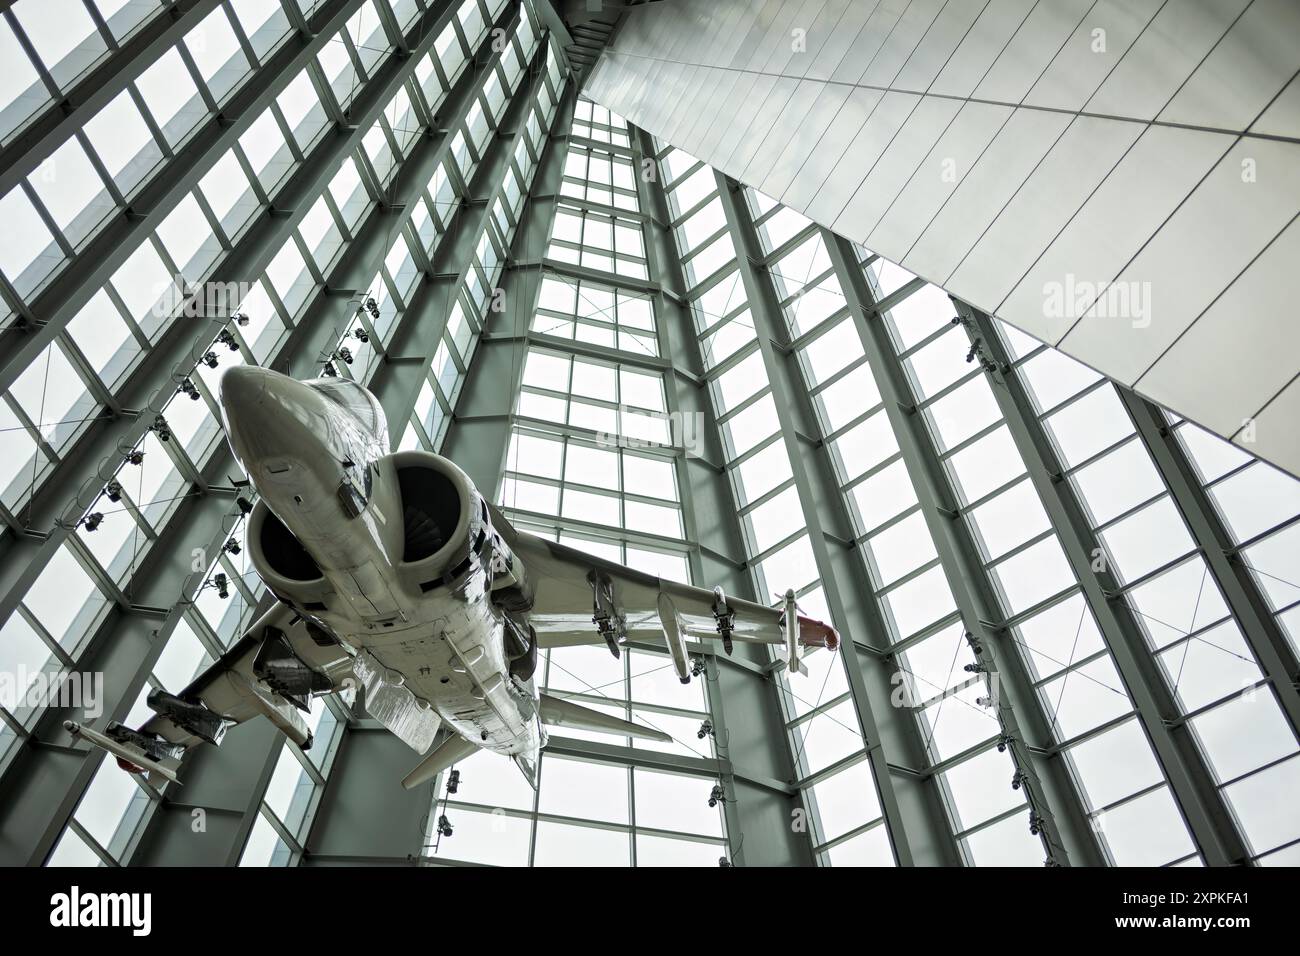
[202,350,219,368]
[126,449,145,466]
[216,329,239,351]
[213,572,229,599]
[152,415,171,443]
[446,770,460,795]
[222,540,241,556]
[352,328,369,343]
[963,662,985,674]
[437,814,453,838]
[996,734,1013,753]
[690,657,706,678]
[1029,811,1043,837]
[83,512,103,532]
[177,377,200,400]
[697,719,713,740]
[233,312,250,327]
[707,784,726,808]
[337,346,353,365]
[322,362,337,377]
[365,297,379,319]
[236,496,254,515]
[105,480,123,503]
[718,857,732,867]
[1011,770,1027,791]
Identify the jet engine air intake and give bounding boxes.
[389,451,486,593]
[250,501,324,583]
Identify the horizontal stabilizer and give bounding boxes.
[400,733,479,791]
[540,694,671,742]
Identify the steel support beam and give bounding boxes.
[958,304,1251,867]
[0,0,225,197]
[713,175,959,866]
[1117,390,1300,737]
[631,131,808,866]
[824,234,1103,867]
[0,0,375,395]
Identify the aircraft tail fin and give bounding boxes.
[539,693,671,742]
[400,733,479,790]
[512,744,540,789]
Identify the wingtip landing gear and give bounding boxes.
[711,586,735,656]
[588,569,626,658]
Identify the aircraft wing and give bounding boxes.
[67,601,354,786]
[500,518,838,662]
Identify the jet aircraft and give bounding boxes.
[67,367,839,791]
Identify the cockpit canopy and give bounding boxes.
[306,377,387,440]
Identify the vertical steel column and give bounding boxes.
[825,234,1103,867]
[1117,390,1300,736]
[959,304,1250,866]
[714,175,959,866]
[634,130,809,866]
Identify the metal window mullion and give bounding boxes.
[1117,388,1300,737]
[960,303,1252,867]
[714,175,958,867]
[826,231,1104,868]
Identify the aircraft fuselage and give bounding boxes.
[219,366,542,767]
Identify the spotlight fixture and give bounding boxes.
[437,814,453,838]
[105,480,123,503]
[213,572,229,599]
[976,695,993,708]
[126,449,146,466]
[690,657,706,678]
[365,296,379,319]
[996,734,1013,753]
[177,377,200,400]
[337,346,353,365]
[222,540,241,555]
[216,329,239,351]
[963,662,985,674]
[718,857,732,868]
[202,351,219,369]
[707,784,726,808]
[1028,811,1043,837]
[232,312,250,327]
[321,362,337,377]
[83,512,103,532]
[152,415,171,443]
[446,770,460,795]
[236,496,254,515]
[1011,770,1028,791]
[697,719,713,740]
[352,328,369,343]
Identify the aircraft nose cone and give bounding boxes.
[218,364,274,415]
